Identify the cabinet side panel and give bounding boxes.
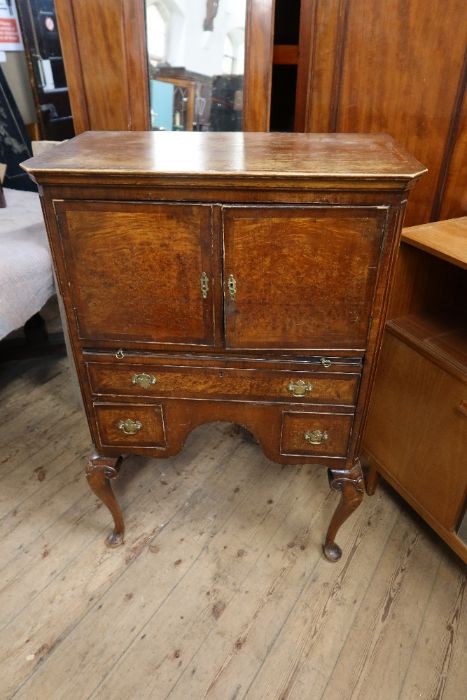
[365,332,467,531]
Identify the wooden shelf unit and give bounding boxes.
[363,217,467,562]
[388,307,466,373]
[401,217,467,268]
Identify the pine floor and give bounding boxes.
[0,352,465,700]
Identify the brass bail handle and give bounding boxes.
[117,418,142,435]
[287,379,313,397]
[132,372,157,389]
[304,429,329,445]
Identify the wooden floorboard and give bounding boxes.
[0,354,465,700]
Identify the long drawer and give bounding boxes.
[86,361,360,405]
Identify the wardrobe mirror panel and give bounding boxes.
[145,0,247,131]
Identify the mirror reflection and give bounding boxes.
[145,0,246,131]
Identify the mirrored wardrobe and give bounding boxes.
[54,0,274,133]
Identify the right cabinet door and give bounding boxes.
[223,206,387,350]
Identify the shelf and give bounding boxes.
[387,308,467,381]
[402,216,467,269]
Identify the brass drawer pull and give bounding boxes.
[321,357,331,368]
[304,429,328,445]
[228,274,236,301]
[115,349,125,359]
[287,379,313,397]
[200,271,209,299]
[132,372,157,389]
[117,418,142,435]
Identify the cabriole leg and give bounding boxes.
[86,450,124,547]
[323,459,365,562]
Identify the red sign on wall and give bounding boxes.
[0,0,23,51]
[0,18,20,44]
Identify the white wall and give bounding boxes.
[1,52,35,124]
[149,0,246,76]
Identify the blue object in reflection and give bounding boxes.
[150,79,174,130]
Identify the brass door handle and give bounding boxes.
[131,372,157,389]
[287,379,313,397]
[304,429,328,445]
[117,418,142,435]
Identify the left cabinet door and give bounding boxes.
[55,201,215,347]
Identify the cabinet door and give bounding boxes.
[223,206,386,350]
[55,201,215,346]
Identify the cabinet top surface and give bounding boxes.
[23,131,426,184]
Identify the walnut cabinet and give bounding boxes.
[23,131,425,560]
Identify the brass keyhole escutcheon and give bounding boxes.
[304,429,329,445]
[287,379,313,397]
[228,274,236,301]
[117,418,143,435]
[131,372,157,389]
[200,271,209,299]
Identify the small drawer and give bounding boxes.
[280,410,353,458]
[94,403,167,448]
[87,362,360,405]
